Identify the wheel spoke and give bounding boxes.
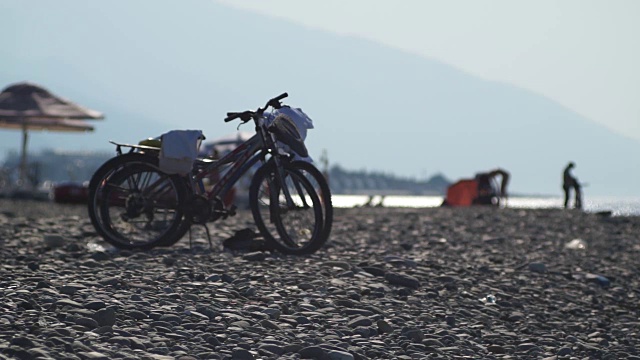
[95,160,185,249]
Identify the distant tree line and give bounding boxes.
[327,164,450,195]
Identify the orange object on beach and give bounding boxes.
[444,179,478,206]
[442,168,509,207]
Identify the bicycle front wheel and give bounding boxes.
[95,160,188,250]
[250,162,324,255]
[290,160,333,244]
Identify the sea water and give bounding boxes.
[332,194,640,217]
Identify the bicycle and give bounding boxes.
[87,93,332,255]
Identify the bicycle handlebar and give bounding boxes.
[224,92,288,123]
[224,111,252,123]
[269,92,288,106]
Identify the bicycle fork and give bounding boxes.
[267,160,311,224]
[267,159,294,222]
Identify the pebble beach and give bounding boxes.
[1,199,639,360]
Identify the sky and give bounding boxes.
[1,0,638,196]
[216,0,640,142]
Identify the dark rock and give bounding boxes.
[84,300,106,310]
[231,348,254,360]
[347,316,372,328]
[93,307,116,327]
[361,266,385,277]
[11,336,36,348]
[299,345,329,359]
[43,234,65,248]
[75,317,99,329]
[90,251,111,261]
[385,272,420,289]
[377,319,393,334]
[528,262,546,273]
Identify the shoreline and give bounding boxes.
[3,192,640,217]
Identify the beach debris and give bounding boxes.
[565,238,587,250]
[585,273,611,287]
[429,237,448,245]
[528,262,547,273]
[480,294,497,304]
[223,228,266,251]
[322,261,351,271]
[86,241,110,253]
[242,251,266,261]
[571,272,611,287]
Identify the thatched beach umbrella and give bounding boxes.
[0,82,104,186]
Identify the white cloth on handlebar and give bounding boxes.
[159,129,204,175]
[268,106,314,140]
[265,106,314,162]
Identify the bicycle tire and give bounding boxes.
[249,161,325,255]
[88,153,192,247]
[92,156,189,250]
[88,153,150,236]
[289,160,333,244]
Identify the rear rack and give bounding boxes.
[109,140,160,155]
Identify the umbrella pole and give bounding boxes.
[19,122,28,187]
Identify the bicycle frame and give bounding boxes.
[191,133,265,201]
[186,109,303,212]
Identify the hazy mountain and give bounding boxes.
[1,0,638,196]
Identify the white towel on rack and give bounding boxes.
[159,129,204,175]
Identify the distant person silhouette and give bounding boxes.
[562,162,582,209]
[362,195,374,207]
[574,181,583,209]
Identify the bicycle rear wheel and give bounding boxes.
[88,153,192,248]
[250,162,324,255]
[95,159,188,250]
[88,153,150,236]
